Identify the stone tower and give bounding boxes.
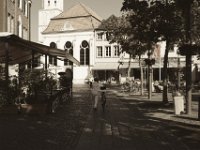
[38,0,63,43]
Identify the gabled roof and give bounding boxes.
[42,3,102,34]
[54,3,102,21]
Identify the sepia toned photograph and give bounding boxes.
[0,0,200,150]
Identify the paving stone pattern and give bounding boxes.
[0,85,200,150]
[0,87,92,150]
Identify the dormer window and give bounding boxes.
[113,45,120,57]
[61,21,73,31]
[97,33,103,40]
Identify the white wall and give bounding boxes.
[42,31,95,84]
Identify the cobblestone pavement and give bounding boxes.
[75,88,200,150]
[0,86,92,150]
[1,85,200,150]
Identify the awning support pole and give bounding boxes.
[31,50,34,70]
[5,42,9,103]
[45,54,48,79]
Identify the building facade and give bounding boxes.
[0,0,32,77]
[39,1,122,84]
[0,0,31,40]
[38,0,199,85]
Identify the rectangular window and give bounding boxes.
[18,0,22,9]
[7,13,11,33]
[22,0,25,14]
[105,46,111,57]
[64,59,73,66]
[113,45,120,57]
[25,1,27,16]
[18,0,20,7]
[105,32,112,41]
[49,56,57,66]
[97,46,103,57]
[11,16,14,33]
[17,21,20,36]
[33,57,40,67]
[80,48,89,65]
[97,33,103,40]
[22,27,28,40]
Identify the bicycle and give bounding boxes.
[60,87,72,103]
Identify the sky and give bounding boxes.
[31,0,124,42]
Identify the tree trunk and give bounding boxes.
[186,54,192,114]
[148,61,153,100]
[140,58,144,95]
[177,57,181,88]
[147,45,153,100]
[127,54,132,77]
[184,0,193,115]
[162,40,170,104]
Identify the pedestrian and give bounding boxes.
[100,82,106,110]
[88,73,94,89]
[91,77,100,110]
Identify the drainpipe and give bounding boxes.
[27,0,32,40]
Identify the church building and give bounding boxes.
[38,0,121,84]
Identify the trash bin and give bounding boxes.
[173,96,184,115]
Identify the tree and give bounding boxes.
[154,0,184,104]
[121,0,185,103]
[100,14,148,95]
[121,0,164,99]
[175,0,200,114]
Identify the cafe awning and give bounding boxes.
[92,62,118,70]
[0,32,80,65]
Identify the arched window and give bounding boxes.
[80,40,89,65]
[64,41,73,66]
[17,16,22,37]
[49,42,57,66]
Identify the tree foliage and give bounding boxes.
[100,13,148,58]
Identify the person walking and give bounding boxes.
[100,82,106,111]
[88,74,94,89]
[91,77,100,110]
